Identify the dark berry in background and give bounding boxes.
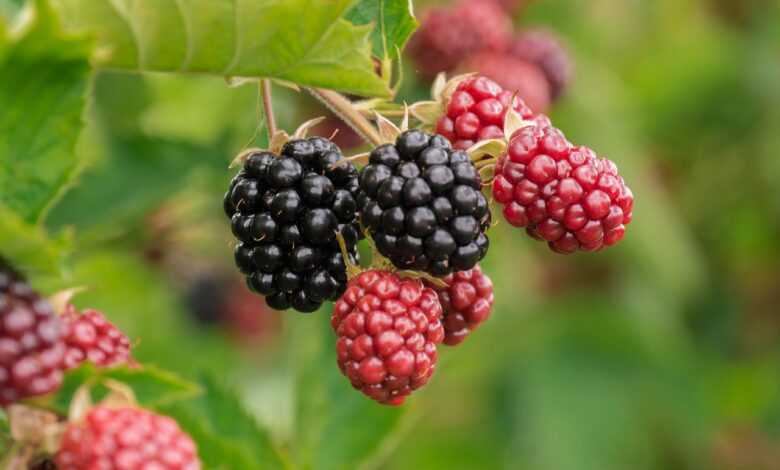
[358,131,491,276]
[408,0,512,80]
[510,29,573,100]
[0,265,65,405]
[224,137,361,313]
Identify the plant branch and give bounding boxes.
[261,79,277,137]
[306,88,383,146]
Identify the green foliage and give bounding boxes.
[347,0,418,59]
[0,0,91,224]
[0,203,70,279]
[49,0,390,97]
[47,363,201,415]
[161,376,288,470]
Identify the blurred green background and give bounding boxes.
[24,0,780,468]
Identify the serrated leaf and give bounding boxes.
[0,0,91,224]
[50,0,390,97]
[346,0,417,60]
[46,364,201,416]
[0,202,71,279]
[160,376,288,470]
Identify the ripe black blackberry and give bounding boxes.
[224,137,361,313]
[358,130,491,276]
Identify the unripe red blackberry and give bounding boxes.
[0,267,65,406]
[436,75,540,150]
[427,265,494,346]
[509,29,573,99]
[56,405,200,469]
[224,137,361,313]
[331,270,445,405]
[492,120,634,253]
[458,53,552,113]
[357,130,491,276]
[62,304,133,370]
[408,0,512,80]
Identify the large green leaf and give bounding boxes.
[50,0,390,97]
[0,202,70,280]
[161,376,288,470]
[291,312,407,470]
[346,0,418,59]
[46,363,201,415]
[0,0,91,224]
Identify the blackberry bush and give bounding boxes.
[224,137,361,313]
[332,270,445,405]
[0,266,66,406]
[358,130,491,276]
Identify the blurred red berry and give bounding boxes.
[509,29,573,99]
[62,304,133,370]
[408,0,513,80]
[331,270,444,405]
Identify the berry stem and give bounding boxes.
[261,79,277,137]
[306,88,384,146]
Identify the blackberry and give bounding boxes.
[358,131,491,276]
[0,266,66,406]
[426,265,494,346]
[492,119,634,252]
[62,304,134,369]
[56,406,200,469]
[509,29,573,100]
[224,137,361,313]
[332,270,445,405]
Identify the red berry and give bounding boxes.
[427,266,494,346]
[493,119,634,253]
[331,271,445,405]
[509,29,573,99]
[0,269,65,406]
[437,75,538,150]
[408,0,512,80]
[458,52,551,113]
[56,405,201,470]
[62,304,134,370]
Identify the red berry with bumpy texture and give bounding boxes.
[492,119,634,253]
[0,267,65,406]
[408,0,512,80]
[428,265,494,346]
[62,304,133,370]
[510,29,573,99]
[56,406,201,470]
[331,271,445,405]
[436,75,541,150]
[458,53,552,113]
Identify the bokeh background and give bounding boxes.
[35,0,780,468]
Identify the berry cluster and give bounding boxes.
[436,75,537,150]
[358,130,491,276]
[0,268,65,406]
[225,137,361,313]
[56,406,200,470]
[409,0,572,111]
[331,270,444,405]
[62,304,134,369]
[492,121,634,253]
[427,265,494,346]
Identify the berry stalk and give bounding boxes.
[261,79,278,137]
[306,88,384,146]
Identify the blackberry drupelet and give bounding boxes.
[224,137,361,313]
[358,131,491,276]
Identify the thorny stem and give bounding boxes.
[306,88,384,146]
[261,79,277,137]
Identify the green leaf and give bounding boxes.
[46,365,194,413]
[0,202,70,279]
[346,0,418,59]
[291,313,407,470]
[47,363,201,415]
[50,0,390,97]
[0,0,91,223]
[160,376,288,470]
